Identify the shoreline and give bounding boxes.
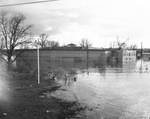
[39,83,89,119]
[0,72,89,119]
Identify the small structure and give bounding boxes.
[142,53,150,61]
[122,50,136,62]
[65,43,77,48]
[108,49,136,63]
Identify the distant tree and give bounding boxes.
[0,11,32,68]
[116,36,128,49]
[109,36,138,50]
[128,44,138,50]
[34,33,59,48]
[116,40,127,49]
[109,36,129,49]
[19,36,33,49]
[79,38,92,49]
[47,40,59,48]
[109,41,116,48]
[62,43,66,47]
[34,33,49,48]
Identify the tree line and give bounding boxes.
[0,11,137,69]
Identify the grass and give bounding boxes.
[1,72,61,119]
[0,71,86,119]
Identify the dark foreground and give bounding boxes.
[0,72,86,119]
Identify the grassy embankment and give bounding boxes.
[0,70,86,119]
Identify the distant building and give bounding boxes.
[108,49,136,63]
[141,48,150,61]
[142,53,150,61]
[65,43,77,48]
[15,48,107,70]
[122,50,136,62]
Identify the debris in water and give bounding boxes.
[46,110,50,113]
[3,113,7,116]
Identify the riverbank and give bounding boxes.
[0,72,87,119]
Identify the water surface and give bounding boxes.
[51,60,150,118]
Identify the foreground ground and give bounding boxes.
[0,72,85,119]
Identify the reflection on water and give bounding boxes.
[50,60,150,118]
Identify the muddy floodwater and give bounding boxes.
[50,60,150,119]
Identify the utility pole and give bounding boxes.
[140,42,143,72]
[141,42,143,59]
[37,46,40,84]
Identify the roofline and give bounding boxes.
[14,48,138,52]
[15,48,108,52]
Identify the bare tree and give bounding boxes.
[116,40,127,49]
[109,41,116,48]
[0,37,5,49]
[19,36,33,49]
[34,33,49,48]
[109,36,128,49]
[79,38,92,49]
[116,36,127,49]
[0,11,32,67]
[109,36,138,50]
[34,33,59,48]
[128,44,138,50]
[47,40,59,48]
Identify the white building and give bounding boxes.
[122,50,136,62]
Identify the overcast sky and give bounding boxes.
[0,0,150,48]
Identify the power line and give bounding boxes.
[0,0,58,7]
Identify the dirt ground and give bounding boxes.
[0,72,85,119]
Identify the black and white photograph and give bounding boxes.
[0,0,150,118]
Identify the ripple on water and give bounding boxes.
[51,61,150,118]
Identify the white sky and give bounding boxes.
[0,0,150,48]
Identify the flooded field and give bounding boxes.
[50,60,150,119]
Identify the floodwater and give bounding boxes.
[50,60,150,119]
